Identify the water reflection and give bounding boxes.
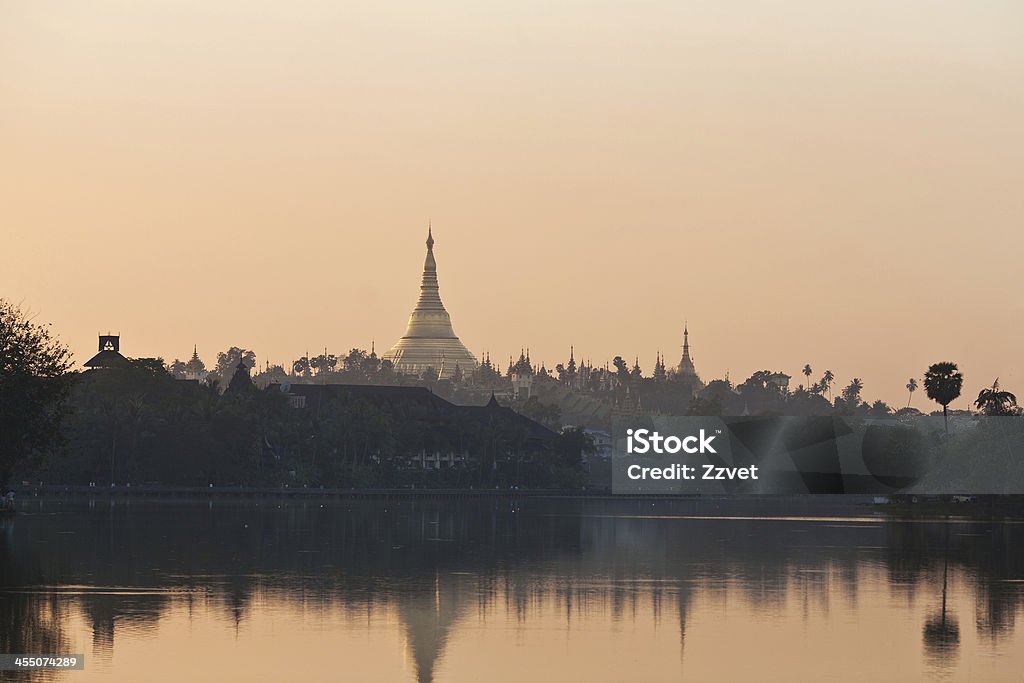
[922,524,959,669]
[1,499,1023,682]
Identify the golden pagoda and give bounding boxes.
[674,323,705,390]
[385,226,477,379]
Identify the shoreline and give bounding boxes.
[6,485,1023,519]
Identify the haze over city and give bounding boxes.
[3,0,1022,407]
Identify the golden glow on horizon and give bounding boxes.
[2,1,1023,405]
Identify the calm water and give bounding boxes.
[1,498,1023,682]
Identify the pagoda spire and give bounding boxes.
[417,223,441,309]
[677,321,700,382]
[384,225,477,379]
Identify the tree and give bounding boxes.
[342,348,369,376]
[737,370,773,394]
[820,370,835,402]
[906,378,918,407]
[309,353,337,376]
[974,378,1020,416]
[214,347,255,389]
[924,362,963,434]
[0,300,74,486]
[612,356,629,382]
[551,427,595,472]
[687,394,723,416]
[840,378,864,411]
[518,396,561,430]
[867,399,892,417]
[802,364,812,389]
[167,359,188,378]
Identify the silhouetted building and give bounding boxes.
[510,349,534,399]
[84,334,129,369]
[225,359,254,394]
[673,324,704,390]
[273,383,557,468]
[385,226,478,379]
[766,372,791,393]
[184,345,209,382]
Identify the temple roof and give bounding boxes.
[277,384,556,442]
[84,349,129,368]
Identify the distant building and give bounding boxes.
[766,372,791,393]
[584,428,612,460]
[273,383,557,469]
[384,226,478,379]
[184,346,209,382]
[673,324,704,390]
[84,334,129,370]
[611,384,643,417]
[225,359,254,394]
[510,349,534,399]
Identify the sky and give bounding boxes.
[2,0,1022,408]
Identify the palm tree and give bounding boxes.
[923,525,959,659]
[841,378,864,410]
[821,370,835,402]
[974,378,1019,416]
[906,378,918,407]
[802,364,812,391]
[924,362,963,434]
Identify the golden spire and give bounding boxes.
[385,225,478,378]
[417,223,442,310]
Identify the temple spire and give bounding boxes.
[676,321,701,387]
[385,225,478,379]
[417,224,442,309]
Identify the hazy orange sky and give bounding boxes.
[2,1,1022,407]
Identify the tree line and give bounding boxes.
[1,302,589,489]
[3,300,1020,488]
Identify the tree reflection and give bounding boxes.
[0,497,1023,680]
[0,519,73,682]
[922,524,959,666]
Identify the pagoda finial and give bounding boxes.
[427,221,434,249]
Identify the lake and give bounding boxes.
[1,497,1022,682]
